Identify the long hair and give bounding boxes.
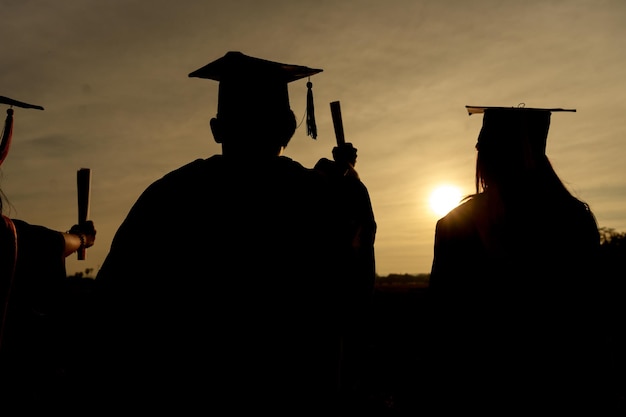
[473,108,582,204]
[476,147,576,200]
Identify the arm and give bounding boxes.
[64,220,96,257]
[323,101,359,178]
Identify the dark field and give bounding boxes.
[367,282,626,415]
[54,276,625,415]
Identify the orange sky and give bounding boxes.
[2,0,625,277]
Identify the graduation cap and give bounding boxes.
[466,105,575,116]
[1,95,44,166]
[0,96,45,111]
[466,104,576,156]
[188,51,323,138]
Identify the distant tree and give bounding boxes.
[375,273,430,290]
[599,227,626,247]
[598,227,626,283]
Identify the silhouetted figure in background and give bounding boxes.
[426,105,618,415]
[315,141,377,412]
[92,52,367,415]
[0,96,96,409]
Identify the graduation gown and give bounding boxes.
[92,155,350,413]
[0,216,68,407]
[426,191,616,414]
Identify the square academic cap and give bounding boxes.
[0,95,44,110]
[466,105,576,156]
[1,95,44,165]
[188,51,323,138]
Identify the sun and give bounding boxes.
[429,185,463,217]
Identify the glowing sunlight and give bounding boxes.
[429,185,463,217]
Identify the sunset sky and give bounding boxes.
[2,0,625,277]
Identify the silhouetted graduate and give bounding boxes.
[425,105,618,414]
[92,52,358,415]
[0,96,96,410]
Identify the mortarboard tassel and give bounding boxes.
[306,79,317,139]
[0,108,14,166]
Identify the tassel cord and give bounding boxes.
[0,109,14,166]
[306,79,317,139]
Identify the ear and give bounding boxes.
[279,110,297,147]
[209,118,222,144]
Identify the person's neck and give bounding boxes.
[222,144,285,158]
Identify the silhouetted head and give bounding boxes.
[0,95,44,167]
[467,105,575,194]
[188,51,322,156]
[0,96,44,213]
